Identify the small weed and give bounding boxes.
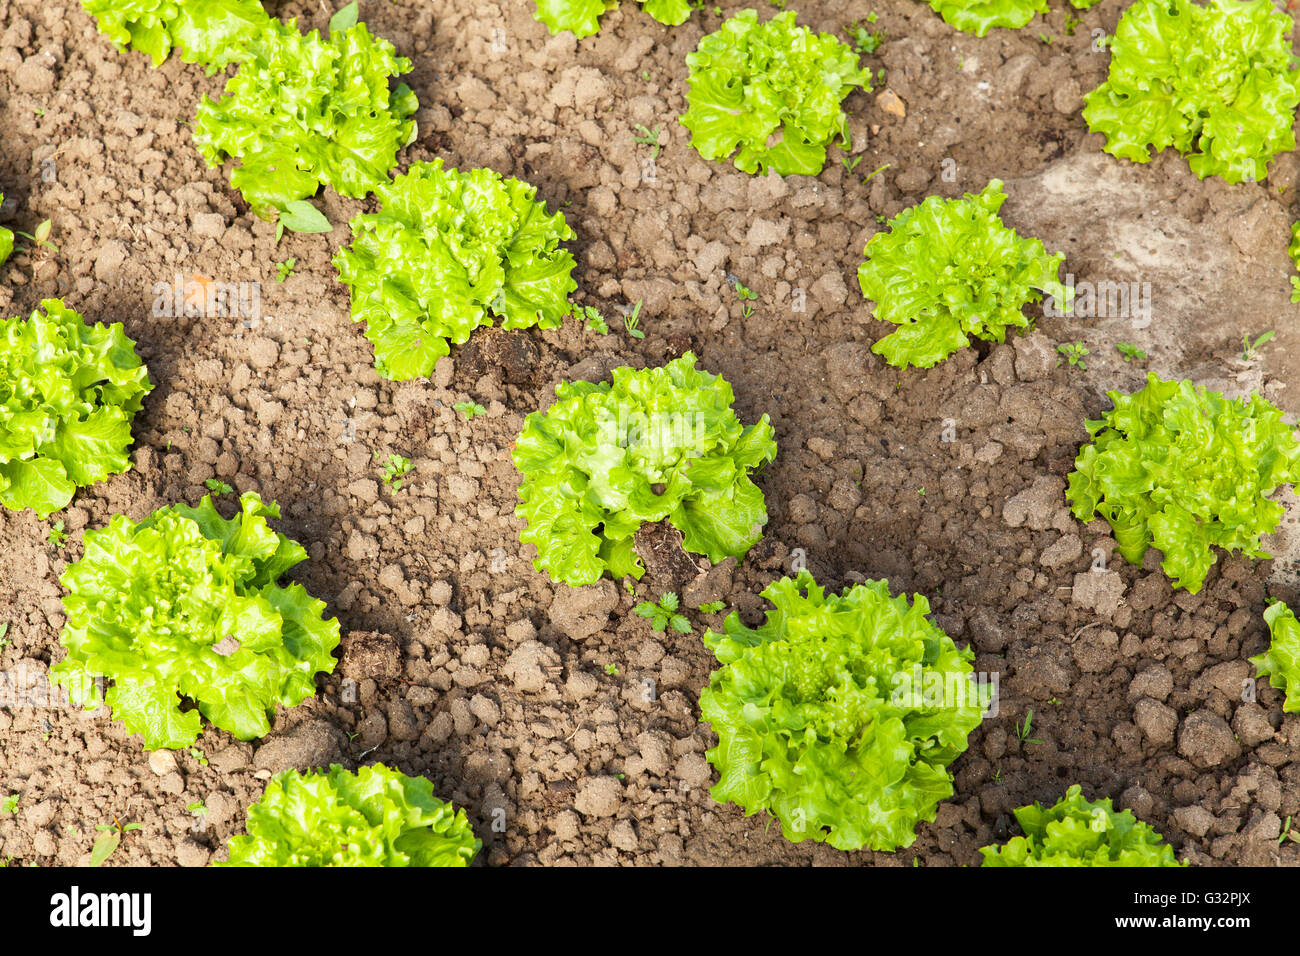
[624,300,646,339]
[844,18,885,55]
[573,303,608,334]
[376,452,413,491]
[1014,709,1044,749]
[91,817,142,867]
[15,218,57,253]
[275,257,296,282]
[204,478,234,495]
[48,521,67,548]
[604,663,619,676]
[633,124,662,160]
[1116,342,1147,363]
[454,401,486,419]
[635,592,691,634]
[697,601,726,614]
[1057,342,1089,369]
[1242,330,1275,361]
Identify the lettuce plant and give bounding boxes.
[858,179,1070,369]
[333,160,576,381]
[680,9,870,177]
[50,493,340,750]
[1082,0,1300,185]
[0,194,11,266]
[1068,374,1300,594]
[1289,222,1300,303]
[534,0,692,37]
[923,0,1099,36]
[980,785,1183,866]
[699,570,987,852]
[222,764,480,867]
[1253,601,1300,713]
[513,353,776,587]
[193,18,417,219]
[81,0,271,73]
[0,298,152,518]
[923,0,1047,36]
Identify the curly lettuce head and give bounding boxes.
[680,9,870,176]
[50,492,340,750]
[699,570,988,852]
[858,179,1070,369]
[81,0,271,73]
[1253,601,1300,713]
[923,0,1047,36]
[534,0,691,37]
[1082,0,1300,184]
[221,764,481,867]
[1068,373,1300,594]
[513,353,777,587]
[332,160,576,381]
[981,785,1184,866]
[193,17,417,218]
[0,298,152,518]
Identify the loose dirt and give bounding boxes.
[1,0,1298,866]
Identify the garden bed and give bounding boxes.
[0,0,1298,866]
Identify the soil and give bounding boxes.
[1,0,1299,867]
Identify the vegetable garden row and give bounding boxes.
[2,0,1299,865]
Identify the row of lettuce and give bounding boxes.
[0,0,1293,863]
[6,291,1300,863]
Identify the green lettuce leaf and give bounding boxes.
[699,570,988,851]
[1289,221,1300,303]
[0,192,12,266]
[924,0,1048,37]
[1082,0,1300,185]
[1253,601,1300,713]
[193,17,417,218]
[221,763,481,866]
[680,9,870,176]
[513,353,776,587]
[0,298,152,517]
[49,492,340,750]
[1067,373,1300,593]
[533,0,690,36]
[858,179,1070,368]
[981,784,1184,866]
[333,159,576,381]
[81,0,271,73]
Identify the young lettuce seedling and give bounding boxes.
[0,299,153,518]
[49,493,340,750]
[1068,374,1300,593]
[513,353,776,587]
[1253,601,1300,713]
[1083,0,1300,184]
[221,764,480,867]
[681,9,870,176]
[334,160,576,380]
[980,785,1182,866]
[700,570,988,851]
[859,180,1070,369]
[194,18,417,219]
[533,0,694,37]
[82,0,270,72]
